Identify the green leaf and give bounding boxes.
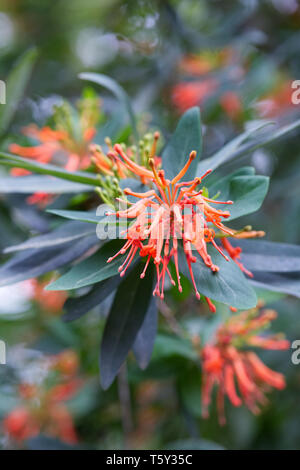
[251,271,300,298]
[0,175,92,193]
[235,239,300,272]
[162,107,202,181]
[62,275,122,322]
[209,170,269,221]
[79,72,138,143]
[99,262,154,389]
[0,152,99,186]
[152,334,197,361]
[47,209,105,224]
[197,120,273,174]
[47,209,127,232]
[199,118,300,173]
[46,240,125,291]
[132,298,158,370]
[0,236,97,287]
[179,246,257,309]
[178,370,202,418]
[0,48,38,137]
[3,221,95,253]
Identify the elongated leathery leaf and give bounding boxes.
[162,107,202,182]
[251,271,300,298]
[198,118,300,173]
[0,235,98,287]
[0,152,99,186]
[47,210,106,225]
[100,263,154,389]
[179,246,257,309]
[0,175,92,193]
[232,239,300,272]
[3,221,95,253]
[62,275,122,322]
[197,120,273,174]
[132,297,158,370]
[46,240,126,291]
[209,171,269,221]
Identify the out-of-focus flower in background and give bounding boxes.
[3,349,82,446]
[195,306,290,425]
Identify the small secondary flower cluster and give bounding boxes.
[193,306,290,425]
[9,93,100,205]
[3,350,82,444]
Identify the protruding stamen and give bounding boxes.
[114,144,153,178]
[205,297,216,313]
[199,169,212,181]
[150,131,160,159]
[171,151,197,185]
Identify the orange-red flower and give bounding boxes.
[46,404,78,445]
[30,278,67,314]
[3,407,39,442]
[171,80,218,113]
[9,112,96,206]
[200,308,289,424]
[220,91,243,121]
[10,123,95,173]
[106,146,242,311]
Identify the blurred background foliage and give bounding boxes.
[0,0,300,450]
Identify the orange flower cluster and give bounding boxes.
[198,307,289,424]
[3,350,81,445]
[172,48,244,116]
[9,124,95,206]
[179,48,237,76]
[172,82,243,120]
[171,80,218,113]
[106,146,260,311]
[9,93,100,206]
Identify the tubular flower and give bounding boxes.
[10,122,95,172]
[9,124,95,207]
[9,95,99,206]
[106,146,244,311]
[199,307,289,425]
